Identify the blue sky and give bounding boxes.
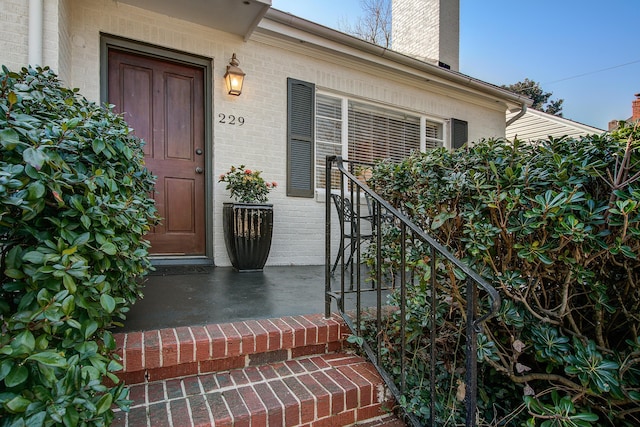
[271,0,640,130]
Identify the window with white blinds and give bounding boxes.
[316,95,343,189]
[315,94,445,189]
[426,120,444,149]
[348,102,420,163]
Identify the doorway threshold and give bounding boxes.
[150,256,214,266]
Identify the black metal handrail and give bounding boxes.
[324,155,501,427]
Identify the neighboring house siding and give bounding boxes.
[12,0,511,266]
[506,109,603,141]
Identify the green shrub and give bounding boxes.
[367,125,640,425]
[0,66,158,426]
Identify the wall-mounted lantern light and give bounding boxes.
[224,53,245,96]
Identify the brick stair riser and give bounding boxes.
[112,354,397,427]
[113,314,347,384]
[111,314,405,426]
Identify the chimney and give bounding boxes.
[391,0,460,71]
[633,93,640,122]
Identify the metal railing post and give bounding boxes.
[325,157,333,319]
[465,278,479,427]
[430,246,437,427]
[324,155,500,427]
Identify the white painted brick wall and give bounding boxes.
[0,0,71,81]
[392,0,459,71]
[0,0,29,69]
[56,0,73,85]
[42,0,59,69]
[6,0,504,267]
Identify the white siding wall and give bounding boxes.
[2,0,506,266]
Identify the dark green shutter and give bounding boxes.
[287,78,315,197]
[451,118,468,149]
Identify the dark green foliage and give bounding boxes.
[367,126,640,425]
[503,78,564,116]
[0,66,158,426]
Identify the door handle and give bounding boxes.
[195,167,203,174]
[195,148,203,155]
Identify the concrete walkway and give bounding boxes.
[120,265,382,333]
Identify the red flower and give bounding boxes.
[244,169,252,175]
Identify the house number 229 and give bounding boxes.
[218,113,245,126]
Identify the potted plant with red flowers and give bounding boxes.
[219,165,277,271]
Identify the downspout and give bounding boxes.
[28,0,43,66]
[506,102,527,127]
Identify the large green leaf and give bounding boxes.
[27,351,68,368]
[22,251,45,264]
[5,365,29,387]
[0,128,20,149]
[95,393,113,415]
[5,395,31,413]
[62,406,79,427]
[27,181,46,200]
[100,294,116,314]
[0,359,14,381]
[22,147,47,170]
[100,242,117,255]
[83,320,99,340]
[12,330,35,354]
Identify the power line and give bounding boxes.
[543,59,640,85]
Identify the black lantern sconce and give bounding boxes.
[224,53,245,96]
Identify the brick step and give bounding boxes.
[112,314,405,426]
[113,313,345,384]
[359,418,407,427]
[112,352,401,427]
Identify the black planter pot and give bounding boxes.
[222,202,274,272]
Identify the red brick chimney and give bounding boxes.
[633,93,640,122]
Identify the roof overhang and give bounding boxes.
[260,9,533,111]
[117,0,271,40]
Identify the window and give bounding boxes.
[348,102,420,163]
[315,93,445,189]
[426,120,444,149]
[316,95,344,189]
[287,80,460,195]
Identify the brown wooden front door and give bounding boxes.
[108,49,206,256]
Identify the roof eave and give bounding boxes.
[263,8,532,109]
[116,0,271,40]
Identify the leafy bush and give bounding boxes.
[218,164,278,203]
[367,125,640,425]
[0,66,158,426]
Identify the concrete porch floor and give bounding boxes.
[119,265,379,333]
